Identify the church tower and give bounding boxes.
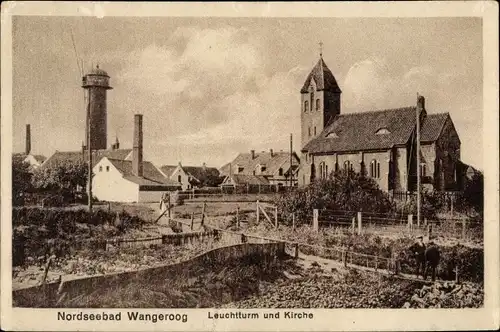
[300,50,342,149]
[82,65,113,150]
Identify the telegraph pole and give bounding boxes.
[289,133,293,187]
[87,92,93,213]
[416,93,421,227]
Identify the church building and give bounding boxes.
[298,55,463,194]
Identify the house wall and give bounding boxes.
[169,167,191,190]
[138,190,166,203]
[363,150,391,192]
[420,143,437,189]
[92,159,139,202]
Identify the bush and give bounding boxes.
[457,172,483,216]
[275,170,395,225]
[12,207,145,265]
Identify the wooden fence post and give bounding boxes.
[40,256,53,285]
[167,195,171,220]
[461,219,466,240]
[294,243,299,258]
[375,256,378,271]
[357,212,362,235]
[274,206,278,228]
[256,200,260,223]
[292,213,296,231]
[108,202,111,213]
[236,206,240,229]
[408,214,413,232]
[190,211,195,230]
[313,209,319,232]
[352,217,355,233]
[200,201,206,227]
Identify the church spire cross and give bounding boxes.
[319,41,323,57]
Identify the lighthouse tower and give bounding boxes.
[82,65,112,150]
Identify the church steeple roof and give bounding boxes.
[300,57,342,93]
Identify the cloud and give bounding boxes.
[107,26,307,166]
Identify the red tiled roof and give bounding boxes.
[42,149,131,169]
[300,57,342,93]
[420,113,449,143]
[107,158,180,188]
[219,151,300,177]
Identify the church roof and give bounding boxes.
[300,57,342,93]
[42,149,131,169]
[107,158,180,188]
[420,113,450,143]
[87,66,109,77]
[160,165,178,177]
[303,107,453,154]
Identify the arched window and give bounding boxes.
[316,99,320,111]
[343,160,352,172]
[420,163,427,177]
[314,126,316,136]
[304,101,309,113]
[308,127,311,137]
[279,168,283,176]
[370,160,381,178]
[319,162,328,179]
[310,86,314,112]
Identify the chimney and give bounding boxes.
[251,150,255,159]
[25,124,31,155]
[270,149,274,157]
[417,95,425,111]
[202,162,206,171]
[132,114,143,177]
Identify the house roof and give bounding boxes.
[219,151,300,177]
[300,57,342,93]
[107,158,180,187]
[160,165,178,177]
[420,113,449,143]
[32,155,47,163]
[42,149,131,169]
[182,166,220,183]
[224,174,270,186]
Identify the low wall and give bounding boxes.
[13,242,286,307]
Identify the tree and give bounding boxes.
[275,169,395,225]
[12,157,33,205]
[32,160,89,192]
[457,171,484,216]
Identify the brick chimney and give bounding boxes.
[417,95,425,111]
[251,150,255,159]
[132,114,143,177]
[25,124,31,155]
[270,149,274,157]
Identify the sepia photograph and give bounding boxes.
[1,2,498,331]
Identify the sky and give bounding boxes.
[12,16,483,169]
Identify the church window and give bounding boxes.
[420,163,427,177]
[304,101,309,113]
[314,126,317,136]
[343,160,352,172]
[375,128,390,135]
[370,160,380,178]
[308,127,311,137]
[316,99,320,111]
[279,168,283,176]
[319,162,329,179]
[178,175,182,183]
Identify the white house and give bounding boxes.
[160,162,222,190]
[91,114,180,203]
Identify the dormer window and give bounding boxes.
[326,132,338,138]
[375,128,390,135]
[316,99,320,111]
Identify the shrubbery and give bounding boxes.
[275,170,395,225]
[12,207,145,265]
